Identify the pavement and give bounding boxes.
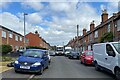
[1,56,115,79]
[0,62,13,73]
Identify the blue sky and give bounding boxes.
[0,1,119,45]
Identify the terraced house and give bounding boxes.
[67,10,120,52]
[0,25,51,51]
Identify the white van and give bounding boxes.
[93,42,120,80]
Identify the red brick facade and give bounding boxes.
[67,10,120,52]
[25,32,51,49]
[0,25,24,51]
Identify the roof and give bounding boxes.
[0,25,24,37]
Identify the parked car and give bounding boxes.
[93,42,120,80]
[42,50,51,64]
[49,50,55,56]
[80,50,93,65]
[68,51,79,59]
[14,49,49,75]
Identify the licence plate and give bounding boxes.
[73,56,77,58]
[20,66,30,69]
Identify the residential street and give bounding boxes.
[1,56,114,79]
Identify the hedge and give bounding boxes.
[26,46,47,50]
[0,45,12,55]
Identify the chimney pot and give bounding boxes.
[101,9,108,22]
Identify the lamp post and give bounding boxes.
[77,25,79,53]
[23,13,28,50]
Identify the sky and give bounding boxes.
[0,0,120,46]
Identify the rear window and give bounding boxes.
[86,51,93,55]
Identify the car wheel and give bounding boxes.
[95,62,100,71]
[15,70,19,73]
[37,66,44,75]
[46,64,49,69]
[84,59,87,65]
[81,60,83,64]
[115,68,120,80]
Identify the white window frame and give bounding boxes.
[117,19,120,31]
[20,36,22,41]
[9,32,13,38]
[107,24,111,32]
[2,31,6,38]
[94,31,98,38]
[15,35,18,41]
[90,34,92,41]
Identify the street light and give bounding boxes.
[23,13,28,50]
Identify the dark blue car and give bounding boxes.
[14,49,49,75]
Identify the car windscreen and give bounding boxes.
[112,43,120,54]
[86,51,93,55]
[23,50,43,58]
[65,49,71,52]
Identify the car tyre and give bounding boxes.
[81,60,83,64]
[37,66,44,75]
[15,70,19,73]
[84,59,87,66]
[115,68,120,80]
[95,62,100,71]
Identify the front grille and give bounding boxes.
[19,62,34,66]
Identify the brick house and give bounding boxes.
[0,25,24,51]
[25,31,51,49]
[67,10,120,52]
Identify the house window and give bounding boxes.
[90,34,92,41]
[107,24,111,32]
[9,32,13,38]
[117,19,120,31]
[94,31,98,38]
[2,31,6,38]
[20,36,22,41]
[15,35,18,41]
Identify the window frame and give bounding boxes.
[2,31,6,38]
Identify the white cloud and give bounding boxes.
[1,1,119,46]
[21,2,43,11]
[27,13,43,24]
[0,2,11,9]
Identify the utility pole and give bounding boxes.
[77,25,79,53]
[23,13,28,51]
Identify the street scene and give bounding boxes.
[0,0,120,80]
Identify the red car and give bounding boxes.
[80,50,93,65]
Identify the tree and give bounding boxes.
[100,32,113,43]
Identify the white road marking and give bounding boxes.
[28,74,35,80]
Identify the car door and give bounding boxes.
[104,44,116,70]
[43,53,49,68]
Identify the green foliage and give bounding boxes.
[26,46,47,50]
[100,32,113,43]
[0,45,12,55]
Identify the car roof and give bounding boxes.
[26,49,44,52]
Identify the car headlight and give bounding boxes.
[15,61,19,64]
[32,62,41,66]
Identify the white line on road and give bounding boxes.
[28,74,35,80]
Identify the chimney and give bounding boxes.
[90,20,95,32]
[101,9,108,23]
[35,31,39,37]
[83,28,87,36]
